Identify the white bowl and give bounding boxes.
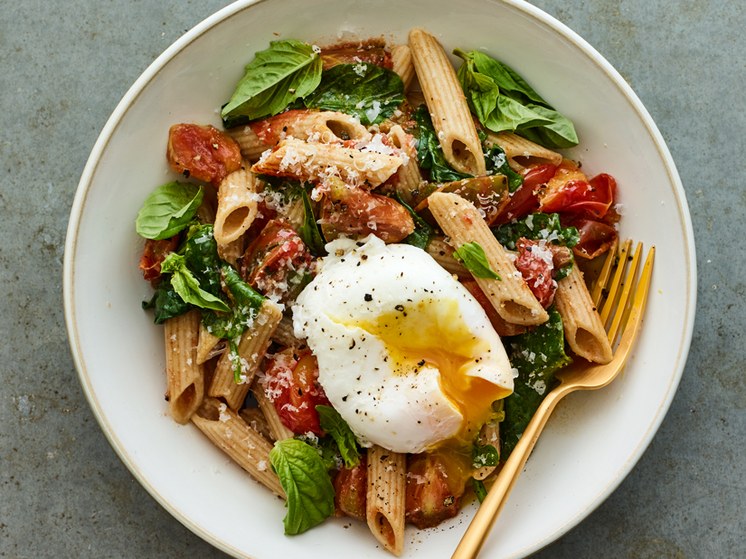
[63,0,696,557]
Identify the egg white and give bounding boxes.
[293,235,514,454]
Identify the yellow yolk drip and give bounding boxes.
[354,299,510,451]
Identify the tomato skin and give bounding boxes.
[239,219,314,303]
[320,39,393,70]
[333,455,367,520]
[540,171,616,220]
[493,164,556,225]
[514,238,557,308]
[565,217,618,259]
[167,123,242,186]
[405,452,465,529]
[250,109,312,145]
[139,236,179,284]
[262,348,329,436]
[320,183,414,243]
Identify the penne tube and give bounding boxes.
[426,236,469,277]
[238,406,274,442]
[252,138,403,189]
[271,313,303,348]
[227,125,269,162]
[366,445,406,556]
[196,321,224,365]
[192,398,284,497]
[208,301,283,410]
[427,192,548,326]
[554,265,613,364]
[391,44,415,91]
[387,124,423,205]
[252,385,295,442]
[163,310,204,424]
[483,131,563,172]
[408,28,486,177]
[214,166,259,247]
[216,236,244,268]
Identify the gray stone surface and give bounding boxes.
[1,0,743,557]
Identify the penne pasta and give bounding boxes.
[391,44,415,91]
[208,301,283,410]
[426,236,469,277]
[386,124,423,205]
[554,264,613,363]
[238,406,274,442]
[408,28,486,177]
[163,310,204,424]
[484,131,563,172]
[196,321,224,365]
[192,398,284,497]
[271,313,303,348]
[366,446,406,556]
[252,385,295,442]
[252,138,403,189]
[427,191,548,326]
[227,125,268,162]
[214,166,259,247]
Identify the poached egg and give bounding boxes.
[292,236,514,454]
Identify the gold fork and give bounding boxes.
[453,240,655,559]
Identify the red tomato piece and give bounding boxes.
[138,236,179,285]
[492,163,556,225]
[405,452,466,529]
[166,123,242,186]
[566,218,619,260]
[514,238,557,308]
[320,39,393,70]
[261,348,330,436]
[249,109,313,146]
[320,181,414,243]
[540,173,616,220]
[239,219,314,303]
[333,455,367,520]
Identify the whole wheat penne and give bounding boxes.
[214,166,259,247]
[428,192,548,326]
[238,406,274,442]
[196,321,223,365]
[387,124,423,205]
[271,313,302,348]
[554,264,613,363]
[426,236,469,277]
[163,310,204,424]
[227,125,268,162]
[366,446,406,556]
[216,236,244,268]
[484,131,563,172]
[192,398,284,497]
[408,28,485,176]
[252,138,403,189]
[208,301,283,410]
[391,44,415,91]
[252,385,295,442]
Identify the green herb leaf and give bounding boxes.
[135,182,203,240]
[493,212,579,250]
[454,49,578,149]
[453,242,500,280]
[142,280,190,324]
[160,253,230,312]
[394,193,433,250]
[413,105,473,183]
[316,405,360,469]
[300,188,326,256]
[483,145,523,193]
[472,444,500,468]
[472,478,488,503]
[269,439,335,535]
[182,223,223,297]
[304,63,404,125]
[501,308,572,457]
[221,40,322,125]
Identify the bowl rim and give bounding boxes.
[63,0,697,557]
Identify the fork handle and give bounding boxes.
[452,385,573,559]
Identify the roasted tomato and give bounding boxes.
[167,123,242,186]
[320,179,414,243]
[565,217,618,259]
[320,38,393,70]
[493,163,556,225]
[406,452,467,529]
[461,279,527,337]
[239,219,314,303]
[514,238,557,308]
[334,455,367,520]
[261,348,330,436]
[139,236,179,284]
[414,175,510,227]
[539,160,616,219]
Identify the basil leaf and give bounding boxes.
[135,182,203,240]
[493,212,579,250]
[303,63,404,125]
[413,105,473,183]
[472,443,499,468]
[269,439,335,535]
[300,188,326,256]
[394,193,433,250]
[203,265,265,339]
[221,40,322,125]
[142,280,190,324]
[182,223,223,297]
[483,145,523,193]
[316,405,360,469]
[453,242,500,280]
[501,308,572,457]
[161,253,230,312]
[454,49,579,149]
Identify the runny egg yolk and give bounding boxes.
[353,297,510,452]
